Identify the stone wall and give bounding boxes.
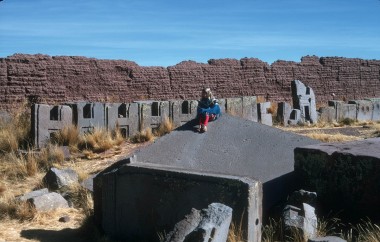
[1,54,380,111]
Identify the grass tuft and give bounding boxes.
[130,128,154,143]
[154,117,174,137]
[51,125,80,147]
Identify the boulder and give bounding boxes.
[43,167,78,190]
[27,192,69,212]
[17,188,49,201]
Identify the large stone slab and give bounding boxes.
[294,138,380,220]
[28,192,69,212]
[105,102,139,137]
[348,100,373,121]
[291,80,317,123]
[31,104,72,148]
[137,101,170,131]
[94,159,262,242]
[135,114,319,211]
[170,100,198,127]
[67,102,106,134]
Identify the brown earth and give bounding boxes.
[1,54,380,111]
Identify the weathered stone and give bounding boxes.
[288,189,317,207]
[283,203,317,241]
[28,192,69,212]
[288,109,301,125]
[257,102,273,126]
[277,102,292,126]
[328,101,356,121]
[43,167,79,190]
[66,102,105,134]
[291,80,317,124]
[366,98,380,121]
[165,203,232,242]
[170,100,198,127]
[165,208,202,242]
[80,174,97,192]
[294,138,380,220]
[105,102,140,137]
[94,159,262,242]
[137,101,170,131]
[319,106,336,123]
[31,104,72,148]
[348,100,373,121]
[308,236,347,242]
[17,188,49,201]
[303,203,317,239]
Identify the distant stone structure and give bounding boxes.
[1,54,380,111]
[31,96,261,148]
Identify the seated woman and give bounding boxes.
[197,88,221,132]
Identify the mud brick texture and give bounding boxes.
[1,54,380,111]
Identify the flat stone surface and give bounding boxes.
[308,236,347,242]
[135,114,319,183]
[297,137,380,158]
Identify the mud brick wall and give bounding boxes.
[1,54,379,111]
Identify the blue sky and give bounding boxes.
[1,0,379,66]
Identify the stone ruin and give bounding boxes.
[32,97,261,148]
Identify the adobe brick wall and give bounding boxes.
[1,54,379,111]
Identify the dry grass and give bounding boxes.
[77,128,125,154]
[51,125,80,148]
[228,221,246,242]
[154,117,174,137]
[302,131,361,143]
[130,127,154,143]
[61,184,94,216]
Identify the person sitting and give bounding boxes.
[197,88,221,132]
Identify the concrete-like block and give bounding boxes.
[242,96,258,122]
[294,138,380,220]
[329,101,356,121]
[67,102,106,134]
[225,98,243,117]
[288,109,301,125]
[31,104,72,148]
[318,106,336,123]
[138,101,170,131]
[277,102,292,126]
[165,203,232,242]
[94,159,262,242]
[43,167,79,190]
[308,236,347,242]
[348,100,373,121]
[17,188,49,201]
[28,192,69,212]
[170,100,198,127]
[257,102,273,126]
[303,203,317,239]
[366,98,380,121]
[291,80,318,123]
[105,102,139,137]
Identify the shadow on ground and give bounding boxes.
[20,228,85,242]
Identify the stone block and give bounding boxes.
[348,100,373,121]
[138,101,170,132]
[294,138,380,220]
[31,104,73,148]
[291,80,318,123]
[105,102,139,137]
[81,174,97,192]
[43,167,79,190]
[257,102,273,126]
[318,106,336,123]
[366,98,380,121]
[67,102,106,134]
[28,192,69,212]
[225,98,243,117]
[328,101,356,121]
[170,100,198,127]
[17,188,49,201]
[217,98,226,113]
[242,96,258,122]
[165,203,232,242]
[308,236,347,242]
[288,189,317,208]
[288,109,301,125]
[94,159,262,242]
[277,102,292,126]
